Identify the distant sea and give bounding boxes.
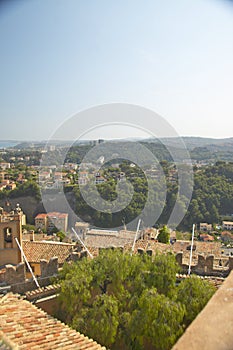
[0,141,19,149]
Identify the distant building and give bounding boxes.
[75,221,90,239]
[64,162,78,170]
[78,171,89,186]
[199,233,214,242]
[35,212,68,233]
[0,180,17,191]
[200,223,213,232]
[35,213,48,231]
[0,162,11,170]
[49,145,56,151]
[47,212,68,233]
[221,231,233,243]
[39,171,51,182]
[95,173,106,184]
[222,221,233,231]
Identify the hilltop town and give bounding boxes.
[0,142,233,349]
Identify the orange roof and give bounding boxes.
[35,213,47,219]
[22,241,74,264]
[221,231,233,237]
[200,234,214,241]
[35,212,68,220]
[0,293,106,350]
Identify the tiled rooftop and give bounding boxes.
[0,293,106,350]
[35,213,47,219]
[22,241,74,264]
[85,235,133,248]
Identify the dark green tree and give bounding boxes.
[157,225,170,244]
[176,276,215,326]
[55,249,215,349]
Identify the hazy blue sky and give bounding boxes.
[0,0,233,140]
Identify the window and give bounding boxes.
[4,227,12,243]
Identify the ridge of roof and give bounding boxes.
[0,293,106,350]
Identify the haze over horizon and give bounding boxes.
[0,0,233,140]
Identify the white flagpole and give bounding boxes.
[15,237,40,288]
[188,224,195,275]
[131,219,141,255]
[72,227,93,259]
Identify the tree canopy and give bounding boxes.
[56,249,215,350]
[157,225,170,244]
[71,161,233,230]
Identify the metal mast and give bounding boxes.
[188,224,195,275]
[72,227,93,259]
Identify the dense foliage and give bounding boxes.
[157,225,170,243]
[0,180,41,201]
[71,161,233,230]
[2,145,233,232]
[181,161,233,228]
[73,161,166,229]
[56,250,215,350]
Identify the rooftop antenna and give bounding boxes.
[131,219,141,255]
[188,224,195,275]
[72,227,93,259]
[15,237,40,288]
[122,217,126,231]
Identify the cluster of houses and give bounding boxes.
[0,162,29,192]
[0,156,181,194]
[198,221,233,243]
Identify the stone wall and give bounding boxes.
[134,248,233,277]
[4,263,26,285]
[40,257,58,278]
[175,251,233,277]
[1,257,60,294]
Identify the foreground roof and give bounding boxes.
[22,240,74,264]
[0,293,106,350]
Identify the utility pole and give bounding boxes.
[72,227,93,259]
[188,224,195,275]
[131,219,141,255]
[15,237,40,288]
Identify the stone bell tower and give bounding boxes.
[0,205,23,266]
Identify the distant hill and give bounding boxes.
[0,140,20,149]
[143,137,233,162]
[1,136,233,162]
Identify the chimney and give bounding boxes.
[29,230,35,242]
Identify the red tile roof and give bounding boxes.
[35,213,47,219]
[35,212,68,220]
[0,293,106,350]
[22,241,74,264]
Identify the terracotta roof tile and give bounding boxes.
[0,294,106,350]
[35,214,47,219]
[22,241,74,264]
